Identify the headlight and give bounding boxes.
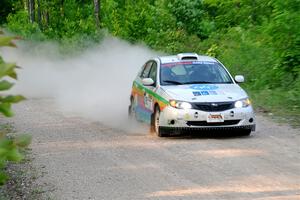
[169,100,192,109]
[234,98,251,108]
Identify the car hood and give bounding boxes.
[161,84,248,102]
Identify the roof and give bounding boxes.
[158,53,216,64]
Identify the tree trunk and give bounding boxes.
[44,10,49,27]
[93,0,100,28]
[27,0,29,21]
[28,0,35,23]
[23,0,28,10]
[60,0,64,17]
[37,0,41,26]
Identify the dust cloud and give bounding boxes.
[1,37,157,130]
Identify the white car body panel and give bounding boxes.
[129,53,256,134]
[161,84,247,102]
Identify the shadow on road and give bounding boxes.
[160,130,254,140]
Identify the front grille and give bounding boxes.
[192,101,234,112]
[186,120,240,126]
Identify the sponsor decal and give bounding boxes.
[161,61,216,67]
[193,90,218,96]
[209,91,218,95]
[190,84,219,91]
[201,91,209,95]
[161,61,193,67]
[192,61,216,65]
[133,81,169,110]
[193,91,201,96]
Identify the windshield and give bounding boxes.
[160,61,233,85]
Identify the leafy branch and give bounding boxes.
[0,31,31,185]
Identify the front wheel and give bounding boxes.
[152,107,168,137]
[239,129,252,136]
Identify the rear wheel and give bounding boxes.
[128,97,136,120]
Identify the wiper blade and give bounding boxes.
[183,81,213,84]
[222,81,233,84]
[162,80,184,85]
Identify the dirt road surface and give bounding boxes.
[7,99,300,200]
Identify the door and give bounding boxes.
[136,61,158,123]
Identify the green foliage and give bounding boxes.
[2,0,300,117]
[203,0,272,29]
[5,0,104,52]
[0,0,21,24]
[0,132,31,185]
[0,37,26,117]
[0,33,30,185]
[6,11,45,41]
[168,0,215,39]
[100,0,203,53]
[265,0,300,81]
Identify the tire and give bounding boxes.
[152,106,168,137]
[128,97,135,120]
[240,129,252,136]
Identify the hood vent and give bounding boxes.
[177,53,199,60]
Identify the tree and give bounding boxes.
[0,0,22,24]
[28,0,35,23]
[37,0,42,26]
[93,0,101,27]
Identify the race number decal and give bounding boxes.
[144,94,153,110]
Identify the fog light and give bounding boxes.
[168,120,175,125]
[194,112,199,118]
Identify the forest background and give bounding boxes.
[1,0,299,122]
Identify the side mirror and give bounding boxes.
[142,78,154,86]
[235,75,245,83]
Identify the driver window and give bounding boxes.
[149,62,157,84]
[140,62,152,78]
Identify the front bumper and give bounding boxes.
[159,105,256,131]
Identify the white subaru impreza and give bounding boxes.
[129,53,256,137]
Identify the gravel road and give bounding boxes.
[8,99,300,200]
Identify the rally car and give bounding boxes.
[129,53,256,137]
